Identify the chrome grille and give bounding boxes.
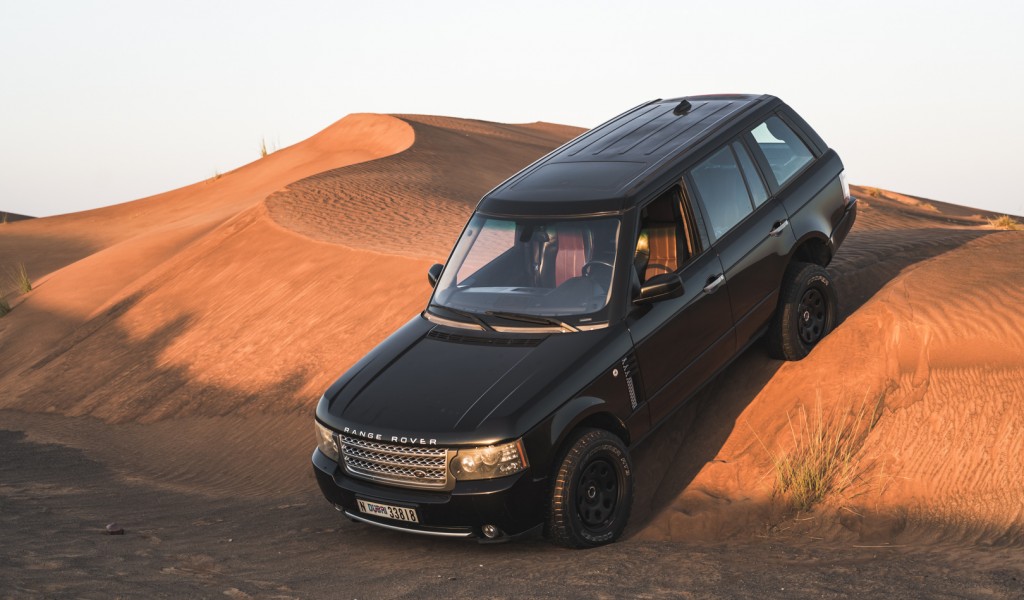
[339,435,449,489]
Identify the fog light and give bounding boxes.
[481,524,500,539]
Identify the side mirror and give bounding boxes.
[427,263,443,288]
[633,273,683,305]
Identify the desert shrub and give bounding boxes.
[7,262,31,293]
[989,215,1022,230]
[760,396,882,512]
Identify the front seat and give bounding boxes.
[554,227,590,286]
[522,226,559,287]
[635,199,680,283]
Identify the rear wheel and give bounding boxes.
[547,428,633,548]
[768,262,838,360]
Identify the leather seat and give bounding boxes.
[644,226,678,281]
[554,227,591,286]
[635,197,680,283]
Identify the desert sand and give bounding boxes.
[1,114,1022,598]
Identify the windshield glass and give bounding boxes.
[431,214,621,323]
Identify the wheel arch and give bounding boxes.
[790,233,832,268]
[527,396,629,480]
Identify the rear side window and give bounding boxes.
[750,116,814,187]
[689,146,754,240]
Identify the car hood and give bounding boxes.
[320,316,623,445]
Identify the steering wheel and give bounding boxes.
[582,260,614,278]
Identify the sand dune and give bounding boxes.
[1,211,34,223]
[634,229,1024,546]
[0,114,418,392]
[265,115,582,258]
[1,111,1023,595]
[0,114,576,423]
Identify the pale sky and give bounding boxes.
[2,0,1022,218]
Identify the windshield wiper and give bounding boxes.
[428,303,494,332]
[484,310,580,333]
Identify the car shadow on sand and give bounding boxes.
[623,225,999,538]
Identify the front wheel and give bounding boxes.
[547,428,633,548]
[768,261,838,360]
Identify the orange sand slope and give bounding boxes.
[0,114,579,422]
[1,116,1022,547]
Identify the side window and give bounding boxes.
[750,115,814,187]
[689,146,754,240]
[732,141,768,207]
[634,187,699,283]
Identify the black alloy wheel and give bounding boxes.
[768,261,839,360]
[576,458,619,528]
[797,287,827,344]
[547,428,633,548]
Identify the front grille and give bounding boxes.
[339,435,450,490]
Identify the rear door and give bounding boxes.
[749,111,847,253]
[686,137,796,350]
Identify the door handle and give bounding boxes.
[703,274,725,294]
[769,219,790,237]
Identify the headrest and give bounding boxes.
[643,195,676,222]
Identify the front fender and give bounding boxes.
[523,396,623,481]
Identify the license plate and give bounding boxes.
[357,499,419,523]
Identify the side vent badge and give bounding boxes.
[620,353,641,411]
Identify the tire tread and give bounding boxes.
[547,428,632,549]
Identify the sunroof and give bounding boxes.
[511,161,646,193]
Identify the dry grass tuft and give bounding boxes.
[757,394,883,512]
[988,215,1022,230]
[7,262,32,293]
[0,294,10,317]
[259,137,269,158]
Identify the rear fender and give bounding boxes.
[782,152,846,259]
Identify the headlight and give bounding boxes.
[314,420,340,462]
[450,439,528,480]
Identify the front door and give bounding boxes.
[627,186,736,425]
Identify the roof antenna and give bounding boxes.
[673,100,692,116]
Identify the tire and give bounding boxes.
[547,428,633,548]
[767,261,838,361]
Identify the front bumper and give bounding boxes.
[312,448,547,540]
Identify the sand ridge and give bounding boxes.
[264,115,584,258]
[0,113,418,391]
[0,114,580,424]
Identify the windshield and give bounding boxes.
[431,214,621,325]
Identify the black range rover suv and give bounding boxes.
[313,94,856,548]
